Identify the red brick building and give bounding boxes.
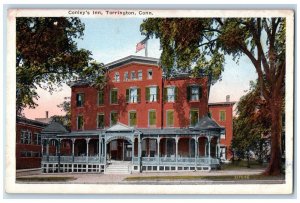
[209,100,235,161]
[16,117,47,169]
[41,56,232,173]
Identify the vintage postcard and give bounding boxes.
[5,8,294,194]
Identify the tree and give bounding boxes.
[231,81,272,167]
[51,97,71,131]
[141,18,285,175]
[16,17,106,115]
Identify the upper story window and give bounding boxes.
[98,91,104,105]
[129,111,137,127]
[187,85,202,102]
[147,69,153,79]
[114,72,120,82]
[138,70,143,80]
[164,86,178,102]
[148,110,156,127]
[76,93,85,107]
[77,115,84,130]
[20,130,31,144]
[124,72,129,81]
[110,112,118,126]
[110,89,118,104]
[126,88,141,103]
[190,109,199,127]
[34,133,41,145]
[220,110,226,121]
[146,86,159,102]
[166,110,174,127]
[131,71,136,80]
[97,113,105,129]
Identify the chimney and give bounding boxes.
[226,95,230,102]
[46,111,49,118]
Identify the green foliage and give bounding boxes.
[52,97,71,130]
[16,17,106,114]
[231,82,271,162]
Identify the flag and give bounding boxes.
[136,37,149,53]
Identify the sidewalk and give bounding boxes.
[15,168,285,184]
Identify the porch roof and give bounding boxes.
[41,121,68,135]
[192,115,224,131]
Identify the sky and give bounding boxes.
[23,18,258,119]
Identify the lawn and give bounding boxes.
[124,174,284,181]
[221,160,267,170]
[16,176,76,182]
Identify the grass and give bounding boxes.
[221,160,267,170]
[125,174,284,181]
[16,176,76,182]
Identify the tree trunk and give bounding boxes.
[264,96,282,175]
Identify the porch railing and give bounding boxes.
[42,156,104,163]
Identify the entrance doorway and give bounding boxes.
[107,139,132,161]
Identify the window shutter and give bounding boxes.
[174,86,178,101]
[137,88,141,102]
[198,86,202,99]
[146,87,150,101]
[126,89,129,102]
[187,86,191,101]
[163,87,167,102]
[156,86,160,101]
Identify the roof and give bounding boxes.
[41,121,68,134]
[17,116,48,128]
[192,115,224,131]
[105,55,159,70]
[208,101,236,106]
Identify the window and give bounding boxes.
[146,86,159,102]
[220,111,226,121]
[126,88,141,103]
[110,112,118,126]
[114,72,120,82]
[187,86,202,101]
[190,109,199,127]
[138,70,143,80]
[97,114,105,129]
[124,72,129,81]
[164,86,177,102]
[76,93,85,107]
[35,133,41,145]
[149,110,156,127]
[166,110,174,127]
[20,130,31,144]
[129,111,137,127]
[98,91,104,105]
[110,89,118,104]
[147,69,153,79]
[131,71,136,80]
[77,115,84,130]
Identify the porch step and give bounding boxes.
[104,164,131,174]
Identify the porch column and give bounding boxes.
[98,135,102,163]
[57,139,61,172]
[104,140,107,165]
[72,139,75,163]
[41,139,44,156]
[208,136,211,158]
[138,136,142,172]
[194,136,198,166]
[204,139,207,157]
[175,136,178,165]
[86,138,90,163]
[157,137,160,165]
[46,139,49,161]
[216,137,220,159]
[131,138,134,164]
